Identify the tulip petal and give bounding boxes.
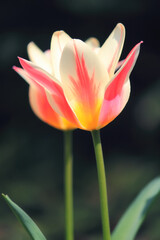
[98,23,125,77]
[51,31,71,80]
[60,39,109,130]
[17,58,80,127]
[29,86,76,130]
[18,57,60,90]
[85,37,100,48]
[106,42,142,100]
[27,42,52,74]
[98,42,142,128]
[29,86,61,128]
[13,66,36,86]
[98,80,130,129]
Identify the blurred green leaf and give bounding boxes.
[112,177,160,240]
[2,194,47,240]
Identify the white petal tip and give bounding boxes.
[27,41,36,50]
[116,23,125,31]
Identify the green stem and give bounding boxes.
[64,130,74,240]
[91,130,111,240]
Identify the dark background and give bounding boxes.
[0,0,160,239]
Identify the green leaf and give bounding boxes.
[111,177,160,240]
[2,194,47,240]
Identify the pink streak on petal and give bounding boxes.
[29,86,62,128]
[17,58,79,126]
[98,42,142,128]
[18,57,57,93]
[70,42,96,110]
[105,42,142,101]
[29,86,76,130]
[13,66,41,89]
[98,94,122,129]
[67,42,101,129]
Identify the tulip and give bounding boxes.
[14,23,142,131]
[13,34,102,240]
[13,23,142,240]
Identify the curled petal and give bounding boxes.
[17,58,80,127]
[51,31,71,80]
[27,42,52,74]
[98,42,142,128]
[60,39,109,130]
[98,23,125,78]
[29,86,76,130]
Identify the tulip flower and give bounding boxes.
[13,23,142,131]
[13,23,142,240]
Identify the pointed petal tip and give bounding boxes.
[27,41,35,50]
[18,57,25,66]
[137,41,143,46]
[51,30,65,39]
[12,65,18,71]
[55,30,64,34]
[127,41,143,59]
[117,22,125,28]
[18,57,30,67]
[12,66,22,73]
[134,41,143,53]
[12,65,16,69]
[116,23,125,33]
[27,41,34,46]
[18,56,23,62]
[17,56,23,60]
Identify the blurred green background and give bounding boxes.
[0,0,160,239]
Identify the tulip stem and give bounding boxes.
[91,130,111,240]
[64,130,74,240]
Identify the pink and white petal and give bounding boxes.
[60,39,109,130]
[29,86,61,128]
[45,91,81,129]
[13,66,41,90]
[51,31,71,80]
[98,41,142,128]
[105,41,142,101]
[98,23,125,78]
[29,86,76,130]
[27,42,52,74]
[98,80,130,128]
[13,65,63,116]
[18,57,80,127]
[18,57,61,91]
[13,66,62,128]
